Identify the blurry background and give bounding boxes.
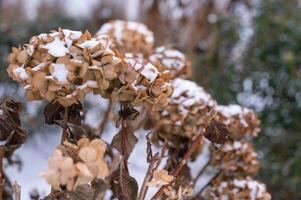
[0,0,300,199]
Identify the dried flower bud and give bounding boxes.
[0,98,26,152]
[148,170,174,187]
[211,141,259,175]
[41,138,108,191]
[97,20,154,54]
[204,177,271,200]
[215,105,261,140]
[7,28,121,107]
[163,176,193,200]
[148,46,191,78]
[146,78,216,145]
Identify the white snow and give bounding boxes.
[164,49,185,59]
[77,40,100,49]
[97,20,154,44]
[62,29,82,40]
[162,58,185,69]
[216,105,252,117]
[31,63,47,72]
[13,65,29,80]
[77,80,98,90]
[40,37,69,57]
[140,63,159,82]
[50,63,68,83]
[171,78,216,108]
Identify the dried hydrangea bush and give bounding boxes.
[1,21,271,200]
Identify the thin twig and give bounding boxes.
[191,171,221,200]
[121,119,129,171]
[12,181,21,200]
[97,99,113,135]
[150,130,205,200]
[0,147,4,200]
[193,158,211,186]
[138,156,158,200]
[61,107,69,143]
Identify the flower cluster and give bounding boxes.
[111,53,173,111]
[146,78,216,144]
[7,29,120,107]
[148,170,174,187]
[7,27,175,111]
[41,138,109,191]
[97,20,154,54]
[215,105,261,140]
[211,141,259,175]
[163,177,193,200]
[148,46,191,79]
[204,177,271,200]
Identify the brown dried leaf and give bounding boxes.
[0,98,26,151]
[118,103,139,121]
[44,101,82,126]
[204,119,229,144]
[112,162,138,200]
[111,125,138,158]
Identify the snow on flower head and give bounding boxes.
[148,170,174,187]
[145,78,216,144]
[7,28,120,107]
[215,105,261,140]
[211,141,260,175]
[205,177,271,200]
[148,46,191,78]
[97,20,154,54]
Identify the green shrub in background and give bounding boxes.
[194,0,301,199]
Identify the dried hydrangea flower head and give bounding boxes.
[41,138,109,191]
[97,20,154,54]
[40,149,77,191]
[211,141,259,175]
[148,46,191,78]
[7,28,121,107]
[111,53,173,111]
[215,105,261,140]
[146,78,216,144]
[204,177,271,200]
[147,170,174,187]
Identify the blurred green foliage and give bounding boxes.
[194,0,301,199]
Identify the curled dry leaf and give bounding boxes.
[44,101,82,126]
[0,98,27,152]
[111,161,139,200]
[204,119,229,145]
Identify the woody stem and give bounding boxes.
[150,130,205,200]
[0,147,5,200]
[61,107,69,143]
[98,99,113,135]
